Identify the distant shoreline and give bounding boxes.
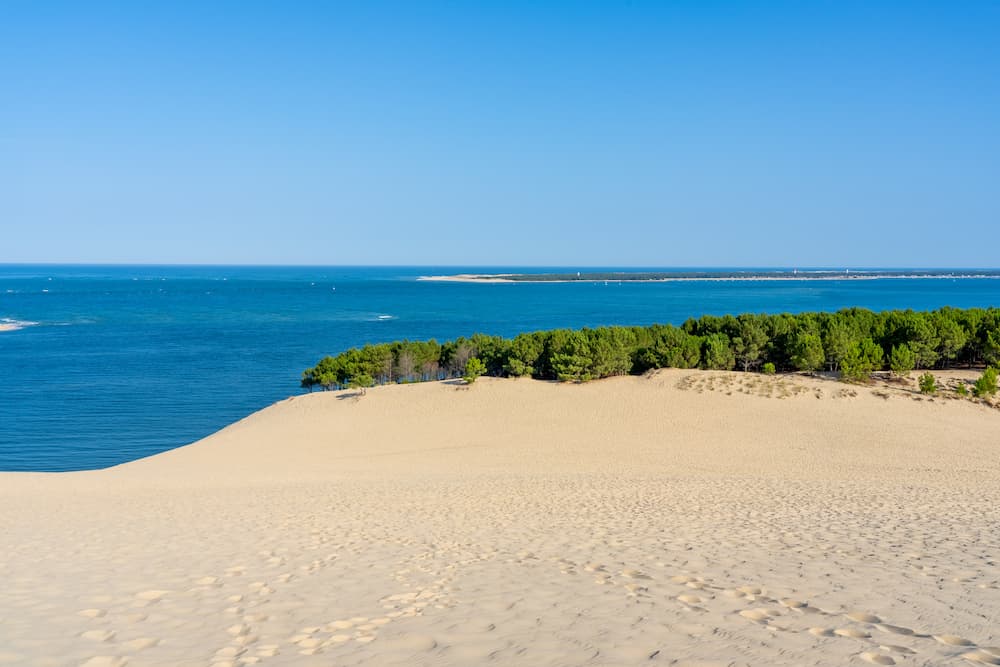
[419,271,1000,283]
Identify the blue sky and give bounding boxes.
[2,1,998,266]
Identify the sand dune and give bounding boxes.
[2,369,998,666]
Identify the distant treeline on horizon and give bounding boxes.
[301,307,1000,389]
[439,269,1000,282]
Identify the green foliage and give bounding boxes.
[790,331,825,371]
[504,333,544,377]
[551,331,595,382]
[463,357,487,384]
[588,326,635,377]
[301,307,1000,390]
[886,311,938,369]
[821,318,853,371]
[349,373,375,395]
[973,367,998,398]
[762,362,776,375]
[733,315,768,371]
[935,316,968,367]
[918,372,937,394]
[300,355,345,391]
[634,325,701,371]
[702,333,736,370]
[467,333,506,376]
[841,338,884,382]
[442,340,475,377]
[551,354,593,382]
[955,382,969,397]
[889,344,916,377]
[984,330,1000,367]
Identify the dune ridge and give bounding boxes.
[1,369,998,666]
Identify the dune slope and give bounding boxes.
[1,370,998,667]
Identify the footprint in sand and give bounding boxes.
[135,589,170,604]
[845,611,882,623]
[860,651,895,665]
[621,568,650,579]
[214,646,244,660]
[779,598,806,609]
[875,624,914,636]
[961,650,1000,665]
[934,634,975,646]
[624,582,649,596]
[739,608,773,623]
[834,627,870,639]
[227,623,251,637]
[79,658,127,667]
[122,638,159,651]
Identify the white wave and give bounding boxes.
[375,314,396,320]
[0,318,39,332]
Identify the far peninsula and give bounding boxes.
[420,269,1000,283]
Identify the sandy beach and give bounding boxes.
[2,370,999,667]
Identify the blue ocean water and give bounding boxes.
[1,265,997,472]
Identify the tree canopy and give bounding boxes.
[301,307,1000,390]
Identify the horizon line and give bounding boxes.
[3,262,1000,271]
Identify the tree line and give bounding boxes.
[301,307,1000,390]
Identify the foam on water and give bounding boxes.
[0,318,39,331]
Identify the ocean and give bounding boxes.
[2,264,997,471]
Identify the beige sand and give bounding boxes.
[418,273,517,282]
[2,370,999,666]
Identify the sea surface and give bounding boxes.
[2,265,998,472]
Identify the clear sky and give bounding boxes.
[2,1,998,267]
